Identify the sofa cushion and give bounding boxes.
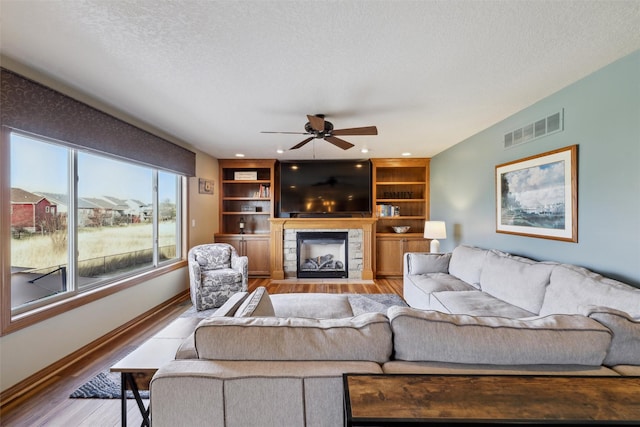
[584,306,640,366]
[539,264,640,318]
[407,253,451,275]
[387,306,611,366]
[405,273,478,307]
[430,290,535,318]
[201,268,243,288]
[234,287,275,317]
[270,293,354,318]
[448,245,488,289]
[194,312,392,363]
[479,250,555,314]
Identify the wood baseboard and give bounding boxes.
[0,290,189,411]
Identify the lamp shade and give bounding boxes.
[424,221,446,239]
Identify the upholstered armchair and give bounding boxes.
[187,243,248,311]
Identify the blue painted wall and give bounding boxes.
[430,50,640,287]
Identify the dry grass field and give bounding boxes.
[11,222,177,269]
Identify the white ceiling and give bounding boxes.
[2,1,639,160]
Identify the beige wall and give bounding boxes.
[0,268,188,391]
[188,153,220,247]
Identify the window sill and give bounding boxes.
[1,260,187,336]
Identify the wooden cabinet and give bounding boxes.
[216,159,275,276]
[372,158,430,277]
[376,234,430,277]
[214,234,271,277]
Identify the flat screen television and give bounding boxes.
[279,160,372,217]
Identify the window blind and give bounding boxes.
[1,68,195,176]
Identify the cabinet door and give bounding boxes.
[376,237,404,277]
[243,236,270,277]
[214,235,270,276]
[403,238,430,254]
[376,236,430,277]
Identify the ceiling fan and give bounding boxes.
[261,114,377,150]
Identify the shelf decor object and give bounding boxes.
[424,221,446,253]
[392,226,411,234]
[234,171,258,180]
[495,145,577,242]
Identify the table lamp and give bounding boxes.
[424,221,446,253]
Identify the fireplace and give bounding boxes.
[296,231,348,279]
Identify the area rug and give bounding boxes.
[70,293,407,399]
[70,371,147,399]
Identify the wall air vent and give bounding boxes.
[504,109,564,149]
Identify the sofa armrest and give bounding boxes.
[150,359,383,427]
[231,253,249,291]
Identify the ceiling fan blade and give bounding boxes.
[289,137,314,150]
[331,126,378,136]
[260,131,309,134]
[325,136,354,150]
[307,115,325,132]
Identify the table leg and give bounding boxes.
[121,373,127,427]
[123,373,151,427]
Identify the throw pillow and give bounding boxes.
[408,253,451,275]
[584,306,640,366]
[234,287,275,317]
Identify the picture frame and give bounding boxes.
[496,145,577,242]
[234,171,258,180]
[198,178,214,195]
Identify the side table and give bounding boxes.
[110,317,200,426]
[343,373,640,426]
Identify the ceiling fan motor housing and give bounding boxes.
[305,120,334,138]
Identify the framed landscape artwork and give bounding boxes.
[496,145,577,242]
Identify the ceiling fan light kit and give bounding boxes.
[262,114,378,151]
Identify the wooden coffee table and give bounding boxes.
[343,373,640,426]
[110,317,200,427]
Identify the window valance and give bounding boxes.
[1,68,195,176]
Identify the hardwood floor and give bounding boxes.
[1,278,403,426]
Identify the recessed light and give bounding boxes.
[276,149,284,154]
[235,153,245,157]
[361,148,369,153]
[401,152,412,156]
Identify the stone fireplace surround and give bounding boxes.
[270,218,376,280]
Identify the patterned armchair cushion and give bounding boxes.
[198,272,244,310]
[201,269,243,288]
[193,244,232,271]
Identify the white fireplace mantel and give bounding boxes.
[270,218,377,280]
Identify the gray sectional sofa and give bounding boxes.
[150,245,640,427]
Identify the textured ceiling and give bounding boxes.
[2,0,640,160]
